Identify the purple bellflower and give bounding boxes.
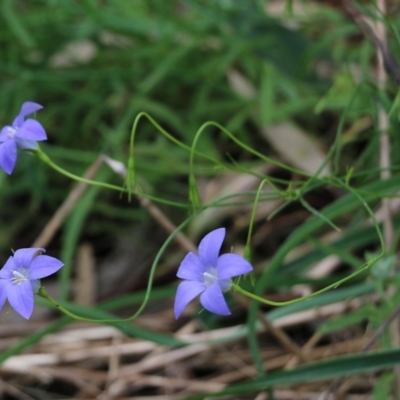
[174,228,253,318]
[0,102,47,174]
[0,248,63,319]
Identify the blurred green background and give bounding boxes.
[3,1,400,398]
[0,0,397,273]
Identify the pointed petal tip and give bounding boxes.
[174,307,182,319]
[20,311,32,320]
[0,139,17,175]
[29,255,64,279]
[217,253,253,280]
[198,227,226,267]
[7,281,34,319]
[174,281,205,319]
[200,282,231,316]
[20,102,43,115]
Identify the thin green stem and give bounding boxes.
[188,121,310,209]
[245,178,271,259]
[36,147,188,208]
[37,288,92,321]
[232,259,376,307]
[199,121,310,175]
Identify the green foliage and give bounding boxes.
[373,372,394,400]
[187,348,400,398]
[1,0,400,398]
[317,304,378,335]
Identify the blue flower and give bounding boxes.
[174,228,253,318]
[0,248,63,319]
[0,102,47,174]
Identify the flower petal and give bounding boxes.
[176,252,206,281]
[200,281,231,315]
[15,119,47,141]
[0,126,11,142]
[174,280,206,319]
[15,138,38,150]
[0,139,17,175]
[13,248,45,268]
[31,279,40,293]
[198,228,225,267]
[29,255,64,279]
[0,279,9,311]
[12,102,43,127]
[0,256,16,279]
[7,280,34,319]
[217,254,253,279]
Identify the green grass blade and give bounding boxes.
[187,348,400,398]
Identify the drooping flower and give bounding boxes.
[0,248,63,319]
[0,102,47,174]
[174,228,253,318]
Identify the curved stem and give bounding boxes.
[36,147,188,208]
[232,259,375,307]
[37,287,93,321]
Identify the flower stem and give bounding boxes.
[37,287,92,321]
[36,286,139,323]
[36,148,125,192]
[35,147,188,208]
[231,260,374,307]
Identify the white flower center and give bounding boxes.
[11,268,29,285]
[203,268,218,287]
[202,267,231,291]
[7,127,17,138]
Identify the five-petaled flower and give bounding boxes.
[0,248,63,319]
[0,101,47,174]
[174,228,253,318]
